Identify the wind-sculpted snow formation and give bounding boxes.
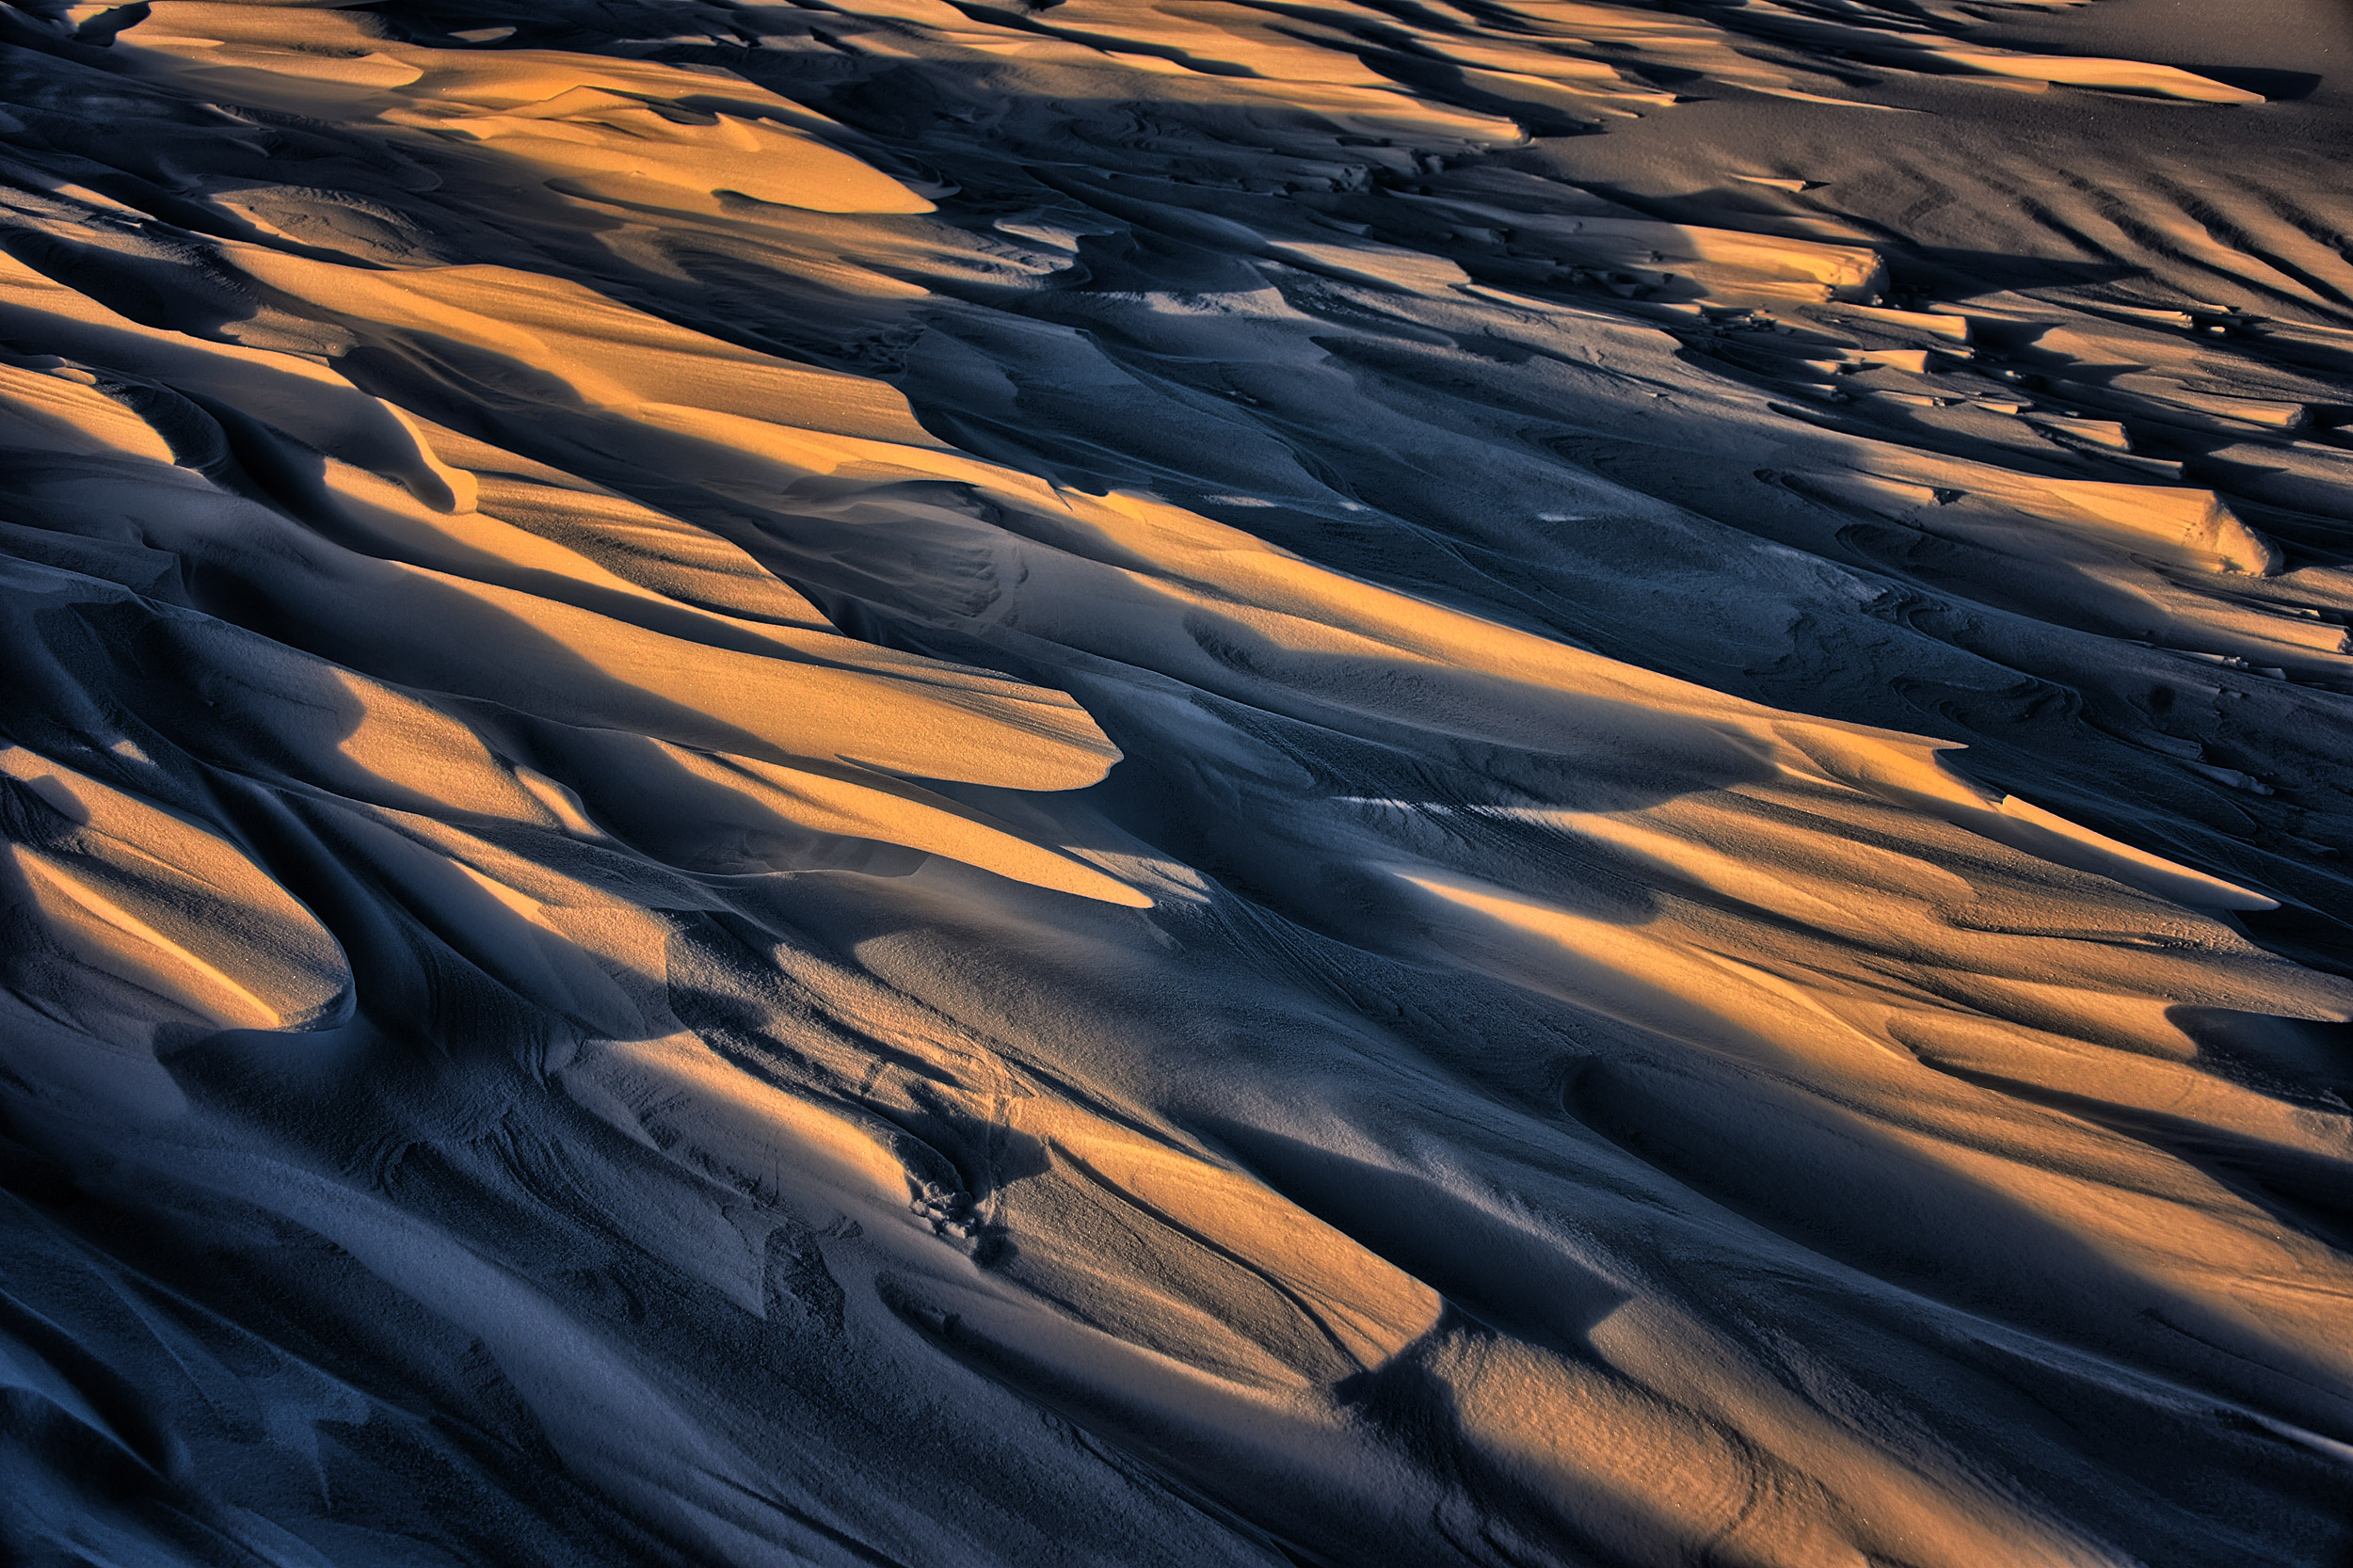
[3,0,2351,1561]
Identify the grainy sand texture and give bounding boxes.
[3,0,2352,1562]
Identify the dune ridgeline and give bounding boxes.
[2,0,2351,1562]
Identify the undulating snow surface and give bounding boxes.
[4,0,2352,1561]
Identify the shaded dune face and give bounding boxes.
[1,0,2351,1562]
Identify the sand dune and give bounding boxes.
[3,0,2351,1563]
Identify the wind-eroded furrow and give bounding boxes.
[1,2,2350,1566]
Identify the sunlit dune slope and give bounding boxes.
[3,0,2353,1563]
